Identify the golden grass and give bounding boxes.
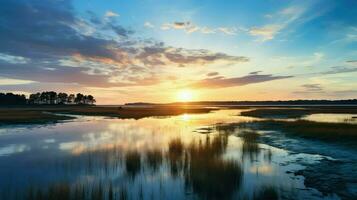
[241,107,357,119]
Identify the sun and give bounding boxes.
[177,89,194,102]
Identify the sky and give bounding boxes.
[0,0,356,104]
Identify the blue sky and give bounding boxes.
[0,0,356,104]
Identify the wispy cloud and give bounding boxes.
[189,72,292,89]
[161,21,237,35]
[320,66,357,75]
[298,84,324,93]
[249,25,283,41]
[144,22,154,28]
[206,72,219,77]
[105,10,119,18]
[249,4,320,41]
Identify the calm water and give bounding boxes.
[0,110,339,199]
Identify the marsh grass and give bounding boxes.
[185,135,242,200]
[125,151,141,178]
[250,120,357,142]
[241,107,357,119]
[145,149,163,172]
[239,131,261,162]
[0,110,74,124]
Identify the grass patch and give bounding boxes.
[241,107,357,119]
[248,120,357,142]
[0,110,74,125]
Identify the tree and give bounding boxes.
[57,93,68,104]
[87,95,96,105]
[75,93,84,104]
[68,94,75,104]
[28,93,41,104]
[48,91,57,104]
[0,93,26,105]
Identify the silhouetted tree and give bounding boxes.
[57,93,68,104]
[28,93,41,104]
[0,93,26,105]
[0,91,95,105]
[75,93,84,104]
[87,95,96,105]
[68,94,75,104]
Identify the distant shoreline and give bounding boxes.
[124,99,357,106]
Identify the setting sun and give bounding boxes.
[177,89,194,102]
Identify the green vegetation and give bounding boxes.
[0,110,74,125]
[240,107,357,119]
[245,120,357,141]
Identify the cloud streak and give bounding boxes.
[161,21,237,35]
[189,73,293,89]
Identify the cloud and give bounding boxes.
[321,66,357,75]
[249,71,263,75]
[144,22,154,28]
[105,10,119,18]
[0,53,29,64]
[161,21,237,35]
[346,60,357,63]
[295,84,325,94]
[207,72,219,77]
[249,25,283,41]
[189,73,293,89]
[217,27,237,35]
[301,84,323,91]
[0,0,248,89]
[0,77,35,85]
[249,4,321,41]
[134,46,249,67]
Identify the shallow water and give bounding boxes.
[0,110,341,199]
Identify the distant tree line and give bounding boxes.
[0,92,95,105]
[0,93,27,105]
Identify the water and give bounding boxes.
[0,110,340,199]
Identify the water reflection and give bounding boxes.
[0,110,329,199]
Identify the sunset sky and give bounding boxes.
[0,0,356,104]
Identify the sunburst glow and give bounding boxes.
[177,89,194,102]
